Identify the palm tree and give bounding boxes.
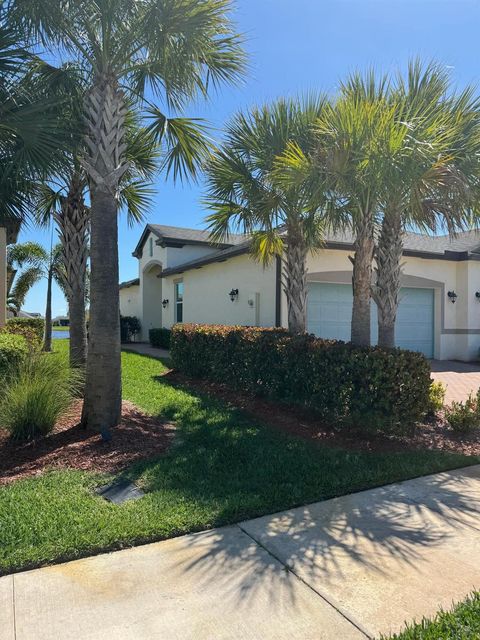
[9,0,246,438]
[43,243,64,352]
[34,62,159,367]
[373,62,480,347]
[204,96,328,333]
[0,23,71,228]
[277,74,391,345]
[6,242,48,314]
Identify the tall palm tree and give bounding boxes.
[374,62,480,347]
[205,96,328,333]
[9,0,246,439]
[34,62,159,367]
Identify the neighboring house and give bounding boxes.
[0,221,19,327]
[52,315,69,326]
[120,223,480,361]
[119,278,141,319]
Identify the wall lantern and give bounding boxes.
[229,288,239,302]
[476,292,480,300]
[447,290,458,304]
[162,299,169,308]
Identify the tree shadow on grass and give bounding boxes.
[118,369,480,614]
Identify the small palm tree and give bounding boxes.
[374,62,480,347]
[9,0,246,438]
[205,96,329,333]
[7,242,48,314]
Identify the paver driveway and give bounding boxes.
[2,465,480,639]
[431,360,480,404]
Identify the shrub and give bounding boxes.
[427,381,446,416]
[445,390,480,433]
[0,333,29,379]
[2,323,42,350]
[150,327,171,349]
[120,316,141,343]
[0,352,83,441]
[7,317,44,342]
[171,324,431,434]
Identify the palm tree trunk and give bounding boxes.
[43,267,53,352]
[351,213,375,346]
[284,226,308,333]
[373,208,403,349]
[55,174,88,367]
[80,75,128,439]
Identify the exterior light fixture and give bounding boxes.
[447,290,458,304]
[229,288,239,302]
[162,299,169,308]
[476,292,480,300]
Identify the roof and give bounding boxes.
[132,223,248,258]
[119,278,140,289]
[160,227,480,277]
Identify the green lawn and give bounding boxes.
[0,344,478,575]
[384,592,480,639]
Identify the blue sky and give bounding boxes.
[20,0,480,316]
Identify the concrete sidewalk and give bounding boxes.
[3,465,480,640]
[121,342,170,360]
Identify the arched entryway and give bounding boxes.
[142,260,162,340]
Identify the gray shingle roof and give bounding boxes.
[160,226,480,277]
[149,224,248,246]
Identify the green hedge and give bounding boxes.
[0,333,29,379]
[7,317,44,342]
[149,328,171,349]
[171,324,432,433]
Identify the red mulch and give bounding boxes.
[0,400,175,485]
[163,370,480,457]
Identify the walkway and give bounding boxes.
[431,360,480,404]
[121,342,170,360]
[3,465,480,639]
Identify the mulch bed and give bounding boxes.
[163,370,480,457]
[0,400,175,485]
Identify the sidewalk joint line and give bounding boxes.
[12,573,17,640]
[236,523,373,640]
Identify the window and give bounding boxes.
[175,281,184,323]
[149,237,153,257]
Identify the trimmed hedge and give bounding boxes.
[0,333,29,379]
[171,324,432,433]
[150,328,171,349]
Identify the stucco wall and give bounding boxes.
[131,230,480,361]
[162,253,277,329]
[119,285,140,319]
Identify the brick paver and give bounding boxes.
[431,360,480,405]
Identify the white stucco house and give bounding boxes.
[119,223,480,361]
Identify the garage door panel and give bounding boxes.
[307,283,434,358]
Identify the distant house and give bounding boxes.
[53,315,69,326]
[120,222,480,361]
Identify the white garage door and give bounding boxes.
[307,283,434,358]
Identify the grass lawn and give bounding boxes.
[0,342,478,575]
[384,592,480,639]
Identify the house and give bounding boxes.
[0,220,19,327]
[120,223,480,361]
